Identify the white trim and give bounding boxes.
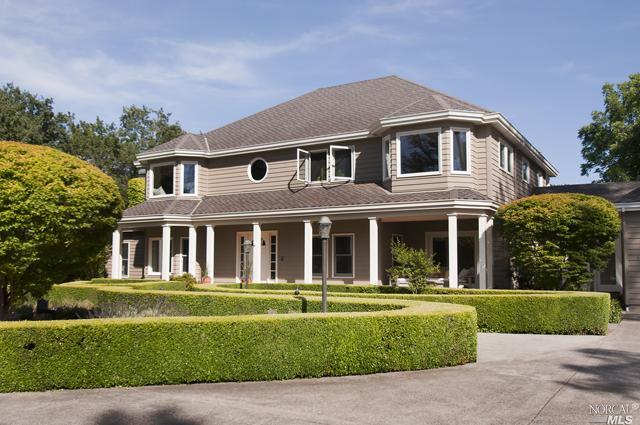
[111,230,121,279]
[332,233,355,278]
[426,227,480,289]
[188,226,197,276]
[147,237,162,275]
[296,148,309,182]
[180,161,199,196]
[616,202,640,211]
[382,135,391,181]
[477,215,487,289]
[499,141,514,175]
[369,217,379,285]
[205,225,215,280]
[450,128,471,175]
[149,161,176,198]
[447,214,458,288]
[137,131,371,161]
[521,160,530,184]
[252,223,262,282]
[329,145,355,182]
[161,225,172,281]
[235,230,279,283]
[121,240,130,278]
[247,157,269,183]
[396,128,442,177]
[303,220,313,283]
[179,236,189,275]
[119,199,501,224]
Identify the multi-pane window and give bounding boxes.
[270,235,277,280]
[312,236,323,276]
[182,163,196,194]
[297,146,355,183]
[398,129,440,176]
[521,161,530,183]
[333,234,354,277]
[239,236,248,280]
[151,164,174,196]
[499,142,514,174]
[121,242,130,277]
[382,137,391,180]
[451,129,469,173]
[331,146,353,180]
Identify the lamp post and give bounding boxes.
[318,216,332,313]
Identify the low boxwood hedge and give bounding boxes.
[0,285,476,392]
[203,284,611,335]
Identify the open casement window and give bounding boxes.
[330,145,354,181]
[382,136,391,180]
[296,148,330,183]
[296,148,310,182]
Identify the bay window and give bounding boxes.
[451,128,470,173]
[150,163,175,197]
[397,128,441,176]
[181,162,197,195]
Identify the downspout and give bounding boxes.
[621,209,628,309]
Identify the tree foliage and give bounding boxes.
[126,177,146,207]
[580,73,640,181]
[495,193,620,290]
[0,141,123,317]
[0,84,184,192]
[386,241,439,294]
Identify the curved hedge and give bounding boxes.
[199,284,611,335]
[0,284,477,392]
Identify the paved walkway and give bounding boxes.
[1,316,639,425]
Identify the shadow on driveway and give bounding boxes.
[94,406,204,425]
[559,347,640,399]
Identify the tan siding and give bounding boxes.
[624,212,640,305]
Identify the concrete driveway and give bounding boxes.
[1,316,639,425]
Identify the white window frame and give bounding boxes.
[382,136,391,181]
[180,161,198,196]
[332,233,355,278]
[147,237,161,275]
[537,172,546,187]
[312,234,323,278]
[149,162,176,198]
[297,148,329,183]
[247,157,269,183]
[296,148,309,182]
[425,231,479,285]
[396,128,442,178]
[450,127,471,175]
[179,236,189,275]
[329,145,355,182]
[521,160,530,184]
[121,241,130,278]
[499,142,514,175]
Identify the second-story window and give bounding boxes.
[151,163,174,197]
[521,161,530,183]
[297,146,354,183]
[181,162,197,195]
[451,129,470,174]
[499,142,514,174]
[310,151,328,182]
[330,145,354,181]
[397,128,441,177]
[382,136,391,180]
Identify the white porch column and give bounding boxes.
[448,213,458,288]
[486,218,494,289]
[303,220,313,283]
[252,222,262,282]
[206,225,215,281]
[188,225,197,276]
[478,215,488,289]
[111,229,121,279]
[161,224,172,281]
[369,217,379,285]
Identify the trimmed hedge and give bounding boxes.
[204,284,611,335]
[0,284,476,392]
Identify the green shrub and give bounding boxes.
[387,241,439,294]
[495,193,620,290]
[170,273,197,291]
[206,284,610,335]
[0,285,476,392]
[609,294,623,324]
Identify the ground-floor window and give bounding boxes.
[149,238,161,274]
[181,237,189,274]
[312,236,323,276]
[121,241,130,277]
[333,234,354,277]
[428,232,477,286]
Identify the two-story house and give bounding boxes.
[109,76,557,289]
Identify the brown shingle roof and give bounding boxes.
[535,182,640,203]
[122,183,490,218]
[144,76,490,155]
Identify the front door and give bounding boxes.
[237,231,278,282]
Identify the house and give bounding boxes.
[536,182,640,307]
[108,76,557,289]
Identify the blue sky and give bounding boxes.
[1,0,638,183]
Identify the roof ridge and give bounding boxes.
[314,75,398,92]
[390,75,492,112]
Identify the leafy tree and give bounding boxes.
[126,177,146,207]
[0,141,123,318]
[386,240,439,294]
[495,193,620,290]
[0,83,73,149]
[580,73,640,181]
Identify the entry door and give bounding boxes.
[237,232,278,282]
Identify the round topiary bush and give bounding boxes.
[495,193,620,290]
[0,141,124,317]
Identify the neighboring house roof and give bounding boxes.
[122,183,491,219]
[143,76,490,155]
[535,182,640,204]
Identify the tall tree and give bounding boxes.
[580,73,640,181]
[0,83,73,149]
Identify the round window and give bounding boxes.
[248,158,268,182]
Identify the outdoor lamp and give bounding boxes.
[318,216,332,313]
[318,216,332,239]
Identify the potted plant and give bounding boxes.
[201,267,212,284]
